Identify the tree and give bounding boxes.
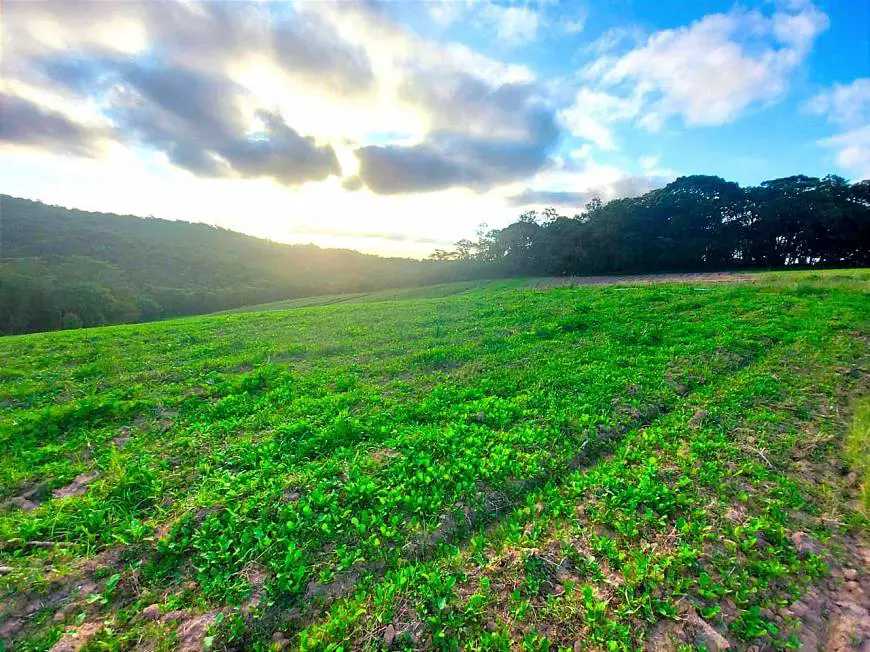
[463,174,869,277]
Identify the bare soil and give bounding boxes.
[533,272,757,288]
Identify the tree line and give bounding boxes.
[2,174,868,335]
[432,175,870,275]
[0,196,469,335]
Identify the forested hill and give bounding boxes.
[436,175,870,275]
[0,196,462,334]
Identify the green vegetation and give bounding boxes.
[436,175,870,275]
[0,271,867,650]
[0,195,475,335]
[4,173,870,336]
[846,398,870,511]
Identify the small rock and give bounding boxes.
[846,471,858,486]
[142,604,160,621]
[271,632,288,649]
[692,616,731,651]
[0,618,24,638]
[845,581,861,594]
[161,610,185,623]
[485,621,498,633]
[688,409,709,428]
[843,568,858,581]
[0,565,13,575]
[790,531,820,558]
[383,624,396,647]
[789,601,808,618]
[53,473,99,499]
[281,490,301,503]
[7,496,37,511]
[724,506,746,523]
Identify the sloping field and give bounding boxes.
[1,270,868,651]
[220,273,760,318]
[219,281,526,315]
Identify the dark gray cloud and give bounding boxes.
[219,110,340,183]
[0,92,106,157]
[356,142,468,194]
[3,0,564,193]
[272,11,374,96]
[3,2,375,96]
[23,57,340,185]
[509,175,672,208]
[355,70,561,194]
[1,1,361,185]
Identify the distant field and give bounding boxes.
[219,280,527,315]
[1,270,868,650]
[222,270,870,317]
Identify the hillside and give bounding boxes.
[1,270,868,650]
[0,196,469,334]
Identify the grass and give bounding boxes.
[219,280,527,315]
[846,398,870,511]
[0,269,867,651]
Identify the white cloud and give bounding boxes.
[427,2,466,27]
[639,155,658,171]
[805,78,870,126]
[425,1,544,45]
[558,88,643,150]
[818,126,870,180]
[581,26,644,56]
[808,79,870,180]
[585,2,829,129]
[484,4,540,45]
[561,6,588,35]
[803,77,870,179]
[563,18,586,35]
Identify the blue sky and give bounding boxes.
[1,0,868,257]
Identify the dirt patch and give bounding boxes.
[688,409,709,429]
[240,564,270,618]
[52,473,99,499]
[368,447,401,466]
[49,621,103,652]
[645,605,731,651]
[113,426,132,449]
[533,272,756,289]
[781,535,870,651]
[379,603,425,648]
[0,546,125,645]
[304,569,363,602]
[3,480,53,512]
[176,610,220,652]
[4,495,38,511]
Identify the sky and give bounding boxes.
[1,0,868,258]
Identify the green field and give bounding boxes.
[1,271,868,651]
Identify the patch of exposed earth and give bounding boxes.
[533,272,757,289]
